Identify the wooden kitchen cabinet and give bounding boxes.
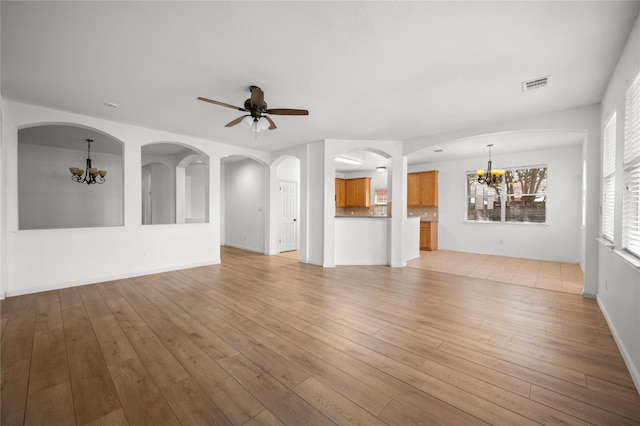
[407,170,438,207]
[345,177,371,207]
[420,171,438,207]
[335,178,346,207]
[407,173,421,207]
[420,222,438,251]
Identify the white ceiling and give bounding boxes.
[3,1,639,166]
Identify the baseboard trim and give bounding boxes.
[597,295,640,396]
[5,260,220,298]
[222,243,265,254]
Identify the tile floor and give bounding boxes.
[277,249,584,295]
[407,250,584,295]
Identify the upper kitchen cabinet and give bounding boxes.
[407,170,438,207]
[345,177,371,207]
[335,178,346,207]
[407,173,421,206]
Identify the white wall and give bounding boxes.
[0,94,4,298]
[18,143,124,229]
[598,12,640,392]
[278,156,300,182]
[148,162,173,224]
[223,158,266,252]
[306,142,325,265]
[186,164,206,223]
[404,216,421,261]
[220,165,226,244]
[2,101,269,296]
[410,144,583,262]
[335,217,389,265]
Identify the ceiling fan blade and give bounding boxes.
[249,86,265,108]
[225,115,247,127]
[266,108,309,116]
[198,96,246,111]
[263,115,277,130]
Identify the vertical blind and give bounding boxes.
[602,112,616,242]
[623,71,640,257]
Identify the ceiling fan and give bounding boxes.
[198,86,308,131]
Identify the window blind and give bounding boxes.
[623,71,640,258]
[602,112,616,242]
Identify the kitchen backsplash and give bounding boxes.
[335,204,436,218]
[407,206,438,220]
[336,202,392,217]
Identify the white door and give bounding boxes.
[279,181,297,252]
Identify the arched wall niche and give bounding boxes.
[335,148,392,216]
[322,139,405,268]
[141,142,209,225]
[17,123,124,230]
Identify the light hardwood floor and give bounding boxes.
[408,250,584,295]
[2,246,638,425]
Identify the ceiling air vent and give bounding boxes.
[522,75,550,92]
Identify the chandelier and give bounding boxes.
[476,144,505,185]
[69,139,107,184]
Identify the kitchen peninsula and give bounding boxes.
[334,174,392,264]
[335,216,390,265]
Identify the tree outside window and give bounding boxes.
[466,166,547,223]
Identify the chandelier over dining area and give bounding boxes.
[69,139,107,184]
[476,144,505,185]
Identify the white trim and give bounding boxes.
[597,237,615,249]
[614,249,640,270]
[222,242,264,254]
[4,259,219,298]
[463,221,549,227]
[597,295,640,396]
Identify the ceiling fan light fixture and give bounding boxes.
[258,117,270,131]
[241,116,253,128]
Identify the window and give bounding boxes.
[602,111,617,242]
[467,176,501,222]
[466,166,547,223]
[623,71,640,258]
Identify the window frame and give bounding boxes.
[622,71,640,258]
[602,110,617,242]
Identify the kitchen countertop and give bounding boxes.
[336,215,437,221]
[335,215,389,218]
[408,215,438,222]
